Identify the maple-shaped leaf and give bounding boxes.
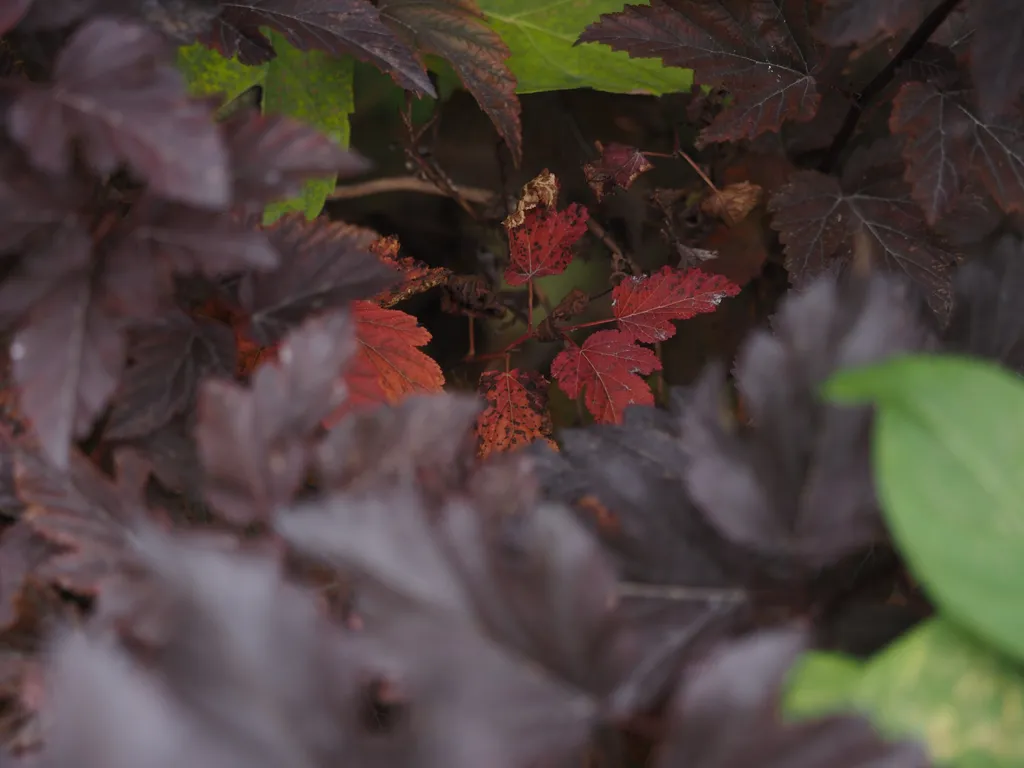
[8,19,230,209]
[36,530,365,768]
[103,312,236,441]
[552,330,660,424]
[582,142,653,201]
[369,234,452,308]
[655,627,929,768]
[15,444,158,596]
[277,489,606,765]
[505,204,589,286]
[0,519,55,632]
[319,299,446,430]
[768,140,957,311]
[577,0,823,147]
[316,393,479,498]
[195,310,356,524]
[531,400,752,712]
[612,266,741,344]
[12,275,126,470]
[220,111,372,209]
[238,214,399,345]
[201,0,435,96]
[351,300,444,403]
[890,80,1024,223]
[105,202,279,321]
[815,0,932,47]
[680,273,936,574]
[970,0,1024,118]
[476,369,556,459]
[378,0,522,164]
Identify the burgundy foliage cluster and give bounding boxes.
[0,1,1020,767]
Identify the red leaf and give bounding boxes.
[324,301,445,427]
[476,369,555,459]
[583,142,653,201]
[378,0,522,163]
[890,80,1024,223]
[8,19,230,209]
[578,1,822,147]
[551,330,660,424]
[505,204,589,286]
[612,266,741,344]
[369,234,452,307]
[201,0,435,96]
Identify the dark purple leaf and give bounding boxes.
[195,310,356,524]
[890,80,1024,222]
[680,273,936,574]
[768,140,958,312]
[11,276,126,470]
[970,0,1024,119]
[577,0,823,147]
[656,627,929,768]
[104,312,236,441]
[238,214,398,345]
[220,111,373,209]
[8,19,229,208]
[201,0,436,96]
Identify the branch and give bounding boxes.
[819,0,963,173]
[329,176,497,205]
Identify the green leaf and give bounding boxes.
[176,40,355,224]
[825,354,1024,663]
[783,652,862,719]
[477,0,693,94]
[260,32,354,225]
[177,43,265,103]
[786,618,1024,767]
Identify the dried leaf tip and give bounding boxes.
[504,170,559,228]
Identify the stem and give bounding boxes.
[467,316,475,358]
[819,0,963,173]
[464,330,532,363]
[675,148,720,193]
[562,317,617,333]
[527,280,534,331]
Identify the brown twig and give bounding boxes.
[329,176,497,204]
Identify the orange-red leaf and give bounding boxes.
[551,330,661,424]
[323,300,445,428]
[370,234,452,308]
[612,266,741,344]
[505,204,589,286]
[476,369,555,459]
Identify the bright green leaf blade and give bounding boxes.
[825,354,1024,663]
[260,33,355,224]
[478,0,693,94]
[177,43,266,102]
[785,619,1024,766]
[262,176,338,224]
[783,652,863,719]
